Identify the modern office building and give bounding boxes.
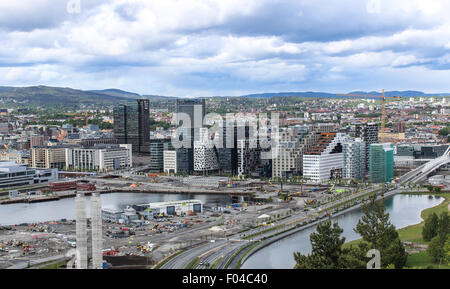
[215,121,238,176]
[356,123,379,171]
[369,143,395,183]
[0,161,58,189]
[302,132,350,183]
[194,128,219,173]
[113,99,150,155]
[31,146,67,169]
[66,144,132,172]
[174,99,206,173]
[163,150,177,174]
[149,138,173,172]
[343,138,366,180]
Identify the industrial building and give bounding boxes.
[369,143,395,183]
[135,200,203,217]
[101,207,140,224]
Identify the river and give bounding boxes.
[242,194,444,269]
[0,192,231,225]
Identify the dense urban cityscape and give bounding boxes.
[0,91,448,271]
[0,1,449,282]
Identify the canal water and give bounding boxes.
[0,193,232,225]
[242,194,444,269]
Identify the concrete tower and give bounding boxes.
[91,193,103,269]
[75,193,88,269]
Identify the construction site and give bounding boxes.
[0,176,353,269]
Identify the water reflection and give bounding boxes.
[242,194,443,269]
[0,193,231,225]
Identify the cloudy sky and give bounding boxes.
[1,0,450,96]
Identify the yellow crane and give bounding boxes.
[337,89,402,143]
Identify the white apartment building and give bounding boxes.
[66,144,132,172]
[303,132,350,183]
[343,138,366,180]
[272,124,334,178]
[163,150,177,173]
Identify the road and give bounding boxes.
[160,184,406,269]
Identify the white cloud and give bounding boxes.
[1,0,450,95]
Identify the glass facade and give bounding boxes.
[369,143,394,183]
[113,99,150,154]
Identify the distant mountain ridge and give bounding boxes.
[0,85,448,106]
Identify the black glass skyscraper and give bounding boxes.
[175,99,206,173]
[113,99,150,155]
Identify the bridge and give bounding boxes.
[398,145,450,184]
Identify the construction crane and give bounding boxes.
[337,89,402,143]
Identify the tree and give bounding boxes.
[444,239,450,265]
[339,242,371,269]
[437,212,449,245]
[294,219,346,269]
[427,236,445,263]
[422,213,439,242]
[354,195,407,268]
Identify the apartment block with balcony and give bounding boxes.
[302,132,350,183]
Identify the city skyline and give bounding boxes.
[2,1,450,96]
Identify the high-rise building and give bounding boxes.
[216,120,238,176]
[194,128,219,173]
[343,138,366,180]
[149,138,173,172]
[356,123,379,171]
[175,99,206,174]
[369,143,394,183]
[113,99,150,155]
[272,124,334,178]
[163,150,177,174]
[302,132,350,183]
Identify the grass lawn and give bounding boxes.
[343,191,450,268]
[405,251,450,269]
[397,192,449,243]
[39,260,67,269]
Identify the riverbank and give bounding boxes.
[343,191,450,269]
[0,188,252,205]
[238,187,400,268]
